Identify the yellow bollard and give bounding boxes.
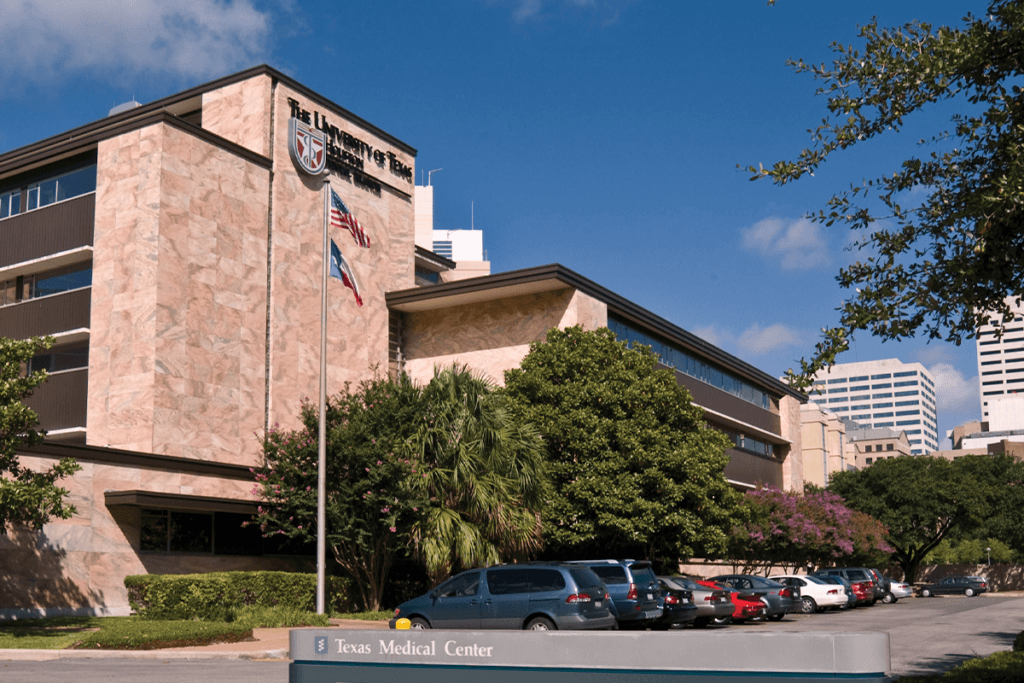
[395,618,411,630]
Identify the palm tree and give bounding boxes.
[410,365,547,584]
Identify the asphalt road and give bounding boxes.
[750,594,1024,677]
[1,595,1020,682]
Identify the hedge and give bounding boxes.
[125,571,352,619]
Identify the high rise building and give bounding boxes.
[809,359,938,454]
[975,298,1024,421]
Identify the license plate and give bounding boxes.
[646,611,659,619]
[647,593,653,600]
[595,601,602,608]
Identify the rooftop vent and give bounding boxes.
[108,100,142,116]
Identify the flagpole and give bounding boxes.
[317,177,329,615]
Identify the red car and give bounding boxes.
[698,580,766,624]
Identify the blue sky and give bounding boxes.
[0,0,984,446]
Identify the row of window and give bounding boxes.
[0,264,92,307]
[140,508,313,556]
[0,165,96,220]
[29,343,89,374]
[863,443,895,452]
[608,317,772,409]
[723,430,777,458]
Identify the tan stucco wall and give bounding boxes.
[266,83,415,432]
[0,454,306,617]
[402,288,607,386]
[88,121,271,464]
[779,394,804,492]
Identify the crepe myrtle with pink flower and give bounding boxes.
[728,485,891,575]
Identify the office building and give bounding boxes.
[809,359,938,454]
[1,65,804,617]
[976,298,1024,421]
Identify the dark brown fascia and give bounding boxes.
[104,490,259,515]
[23,441,256,481]
[0,111,272,179]
[386,263,806,402]
[0,64,414,177]
[415,245,457,272]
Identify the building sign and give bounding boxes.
[288,118,326,175]
[287,98,413,196]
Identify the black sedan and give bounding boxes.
[652,579,698,629]
[919,576,988,597]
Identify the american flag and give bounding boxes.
[330,188,370,248]
[329,239,363,306]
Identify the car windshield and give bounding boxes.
[630,565,657,585]
[665,576,698,590]
[589,566,628,584]
[800,575,826,585]
[568,567,603,590]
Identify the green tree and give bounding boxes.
[0,336,81,533]
[502,326,741,568]
[410,365,547,585]
[747,1,1024,386]
[251,373,426,611]
[828,456,991,582]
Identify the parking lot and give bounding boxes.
[745,594,1024,677]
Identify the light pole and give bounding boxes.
[986,546,991,566]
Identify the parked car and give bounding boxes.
[919,576,989,597]
[864,568,890,603]
[568,559,663,628]
[651,579,697,629]
[389,563,617,630]
[773,574,849,613]
[882,579,913,603]
[697,580,767,624]
[659,576,734,628]
[811,568,877,606]
[711,574,801,621]
[816,575,856,608]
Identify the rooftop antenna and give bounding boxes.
[427,168,442,186]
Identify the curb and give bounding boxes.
[0,647,289,661]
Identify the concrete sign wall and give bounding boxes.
[290,629,890,683]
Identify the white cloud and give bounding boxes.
[0,0,271,84]
[692,325,731,348]
[741,217,831,270]
[736,323,803,357]
[929,362,978,413]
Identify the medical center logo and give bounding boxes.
[289,118,326,175]
[314,636,328,655]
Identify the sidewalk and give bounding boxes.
[0,619,390,662]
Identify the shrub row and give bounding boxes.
[125,571,352,619]
[71,618,252,650]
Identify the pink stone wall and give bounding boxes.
[266,83,415,432]
[201,75,274,156]
[0,454,304,616]
[89,122,271,464]
[402,288,608,386]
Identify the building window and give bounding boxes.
[864,445,872,452]
[886,443,894,451]
[866,458,873,465]
[873,412,894,418]
[29,343,89,374]
[608,316,771,410]
[893,371,918,377]
[826,378,848,384]
[849,375,869,382]
[139,508,313,556]
[432,240,453,258]
[414,266,440,285]
[872,383,892,389]
[873,402,893,408]
[1,264,92,308]
[0,190,20,218]
[25,166,96,211]
[871,373,892,380]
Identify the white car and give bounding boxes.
[883,579,913,603]
[773,575,850,613]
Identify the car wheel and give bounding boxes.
[710,615,731,626]
[800,597,818,614]
[409,617,430,629]
[921,588,932,598]
[526,617,556,631]
[768,613,784,621]
[965,588,976,597]
[882,592,895,604]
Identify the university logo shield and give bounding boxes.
[289,118,327,175]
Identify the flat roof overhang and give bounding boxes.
[387,263,805,402]
[104,490,259,515]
